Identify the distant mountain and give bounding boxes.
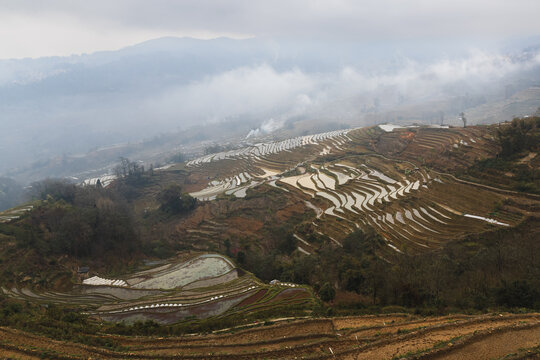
[1,37,540,181]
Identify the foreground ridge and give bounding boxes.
[0,313,538,359]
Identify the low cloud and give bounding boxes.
[143,48,540,137]
[143,65,317,128]
[2,44,540,175]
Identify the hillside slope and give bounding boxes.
[0,120,538,355]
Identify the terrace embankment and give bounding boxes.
[0,313,538,359]
[150,124,538,261]
[3,253,316,326]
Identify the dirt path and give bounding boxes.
[431,325,540,360]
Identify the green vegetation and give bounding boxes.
[463,116,540,193]
[235,218,540,313]
[0,156,199,282]
[465,156,540,193]
[13,180,140,259]
[496,117,540,157]
[157,184,196,214]
[237,228,386,303]
[495,280,539,308]
[0,294,121,349]
[318,282,336,302]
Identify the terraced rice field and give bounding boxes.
[187,129,353,200]
[174,124,531,256]
[1,312,538,359]
[0,204,34,223]
[186,129,351,167]
[377,125,500,171]
[82,174,117,187]
[282,155,519,253]
[1,253,312,325]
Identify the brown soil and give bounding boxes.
[342,316,540,360]
[333,314,412,330]
[236,288,268,307]
[2,313,539,360]
[227,216,264,233]
[345,315,471,338]
[431,325,540,360]
[332,290,371,306]
[0,348,40,359]
[275,201,308,222]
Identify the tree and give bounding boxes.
[319,282,336,302]
[496,281,538,308]
[20,182,140,259]
[224,239,231,256]
[114,157,145,181]
[157,184,196,214]
[496,117,540,157]
[29,179,77,203]
[236,251,246,265]
[168,152,186,163]
[278,233,297,254]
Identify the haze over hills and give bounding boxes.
[1,1,540,358]
[2,37,540,183]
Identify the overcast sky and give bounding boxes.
[1,0,540,59]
